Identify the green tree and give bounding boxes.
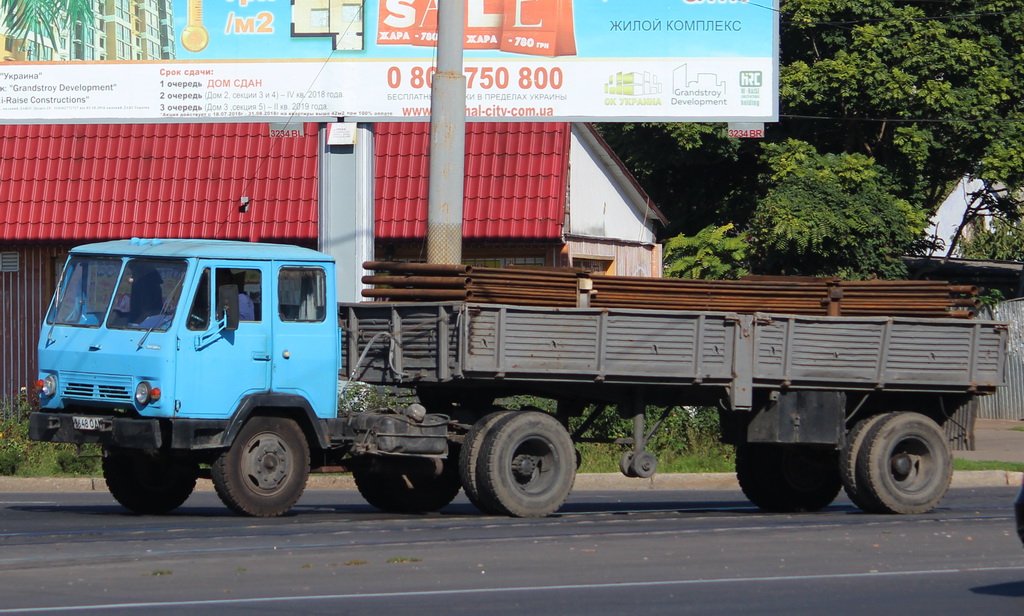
[663,223,750,280]
[598,0,1024,278]
[936,180,1024,260]
[781,0,1024,210]
[1,0,92,55]
[750,140,926,279]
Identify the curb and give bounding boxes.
[0,471,1020,493]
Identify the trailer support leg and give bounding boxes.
[620,393,658,478]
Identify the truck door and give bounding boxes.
[175,264,272,419]
[270,264,337,418]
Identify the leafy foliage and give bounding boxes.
[959,217,1024,262]
[0,395,100,476]
[663,223,750,280]
[598,0,1024,278]
[941,181,1024,259]
[0,0,93,54]
[750,140,926,279]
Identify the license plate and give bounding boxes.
[72,416,104,431]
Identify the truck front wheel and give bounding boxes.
[103,450,198,514]
[736,444,841,512]
[853,412,952,514]
[474,411,576,517]
[211,416,310,517]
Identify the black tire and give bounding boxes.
[352,454,462,514]
[211,416,309,517]
[840,414,888,510]
[458,411,513,513]
[475,411,576,518]
[854,412,952,514]
[736,444,842,513]
[102,450,198,515]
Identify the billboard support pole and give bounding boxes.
[426,0,466,265]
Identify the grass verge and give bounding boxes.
[952,459,1024,473]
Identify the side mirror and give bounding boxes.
[217,284,240,331]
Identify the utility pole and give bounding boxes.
[426,0,466,265]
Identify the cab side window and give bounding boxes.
[186,268,211,331]
[278,267,326,322]
[216,268,262,322]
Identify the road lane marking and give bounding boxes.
[3,565,1024,613]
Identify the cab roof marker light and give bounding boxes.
[129,238,163,246]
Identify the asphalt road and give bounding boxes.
[1,488,1023,615]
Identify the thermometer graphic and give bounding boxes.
[181,0,209,52]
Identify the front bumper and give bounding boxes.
[30,412,162,449]
[29,413,230,451]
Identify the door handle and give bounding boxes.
[252,352,271,361]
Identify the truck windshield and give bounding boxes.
[49,257,122,327]
[106,259,188,331]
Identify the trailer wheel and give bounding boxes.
[211,416,309,517]
[475,411,576,517]
[854,412,952,514]
[103,450,198,515]
[353,455,462,514]
[736,444,841,513]
[839,414,888,510]
[458,411,513,513]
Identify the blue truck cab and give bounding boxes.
[30,239,449,517]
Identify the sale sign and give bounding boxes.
[0,0,779,124]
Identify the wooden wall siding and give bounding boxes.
[565,238,662,278]
[1,246,64,400]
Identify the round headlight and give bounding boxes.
[40,375,57,397]
[135,381,152,405]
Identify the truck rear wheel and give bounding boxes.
[459,410,513,513]
[736,444,841,512]
[353,455,462,514]
[474,411,575,517]
[211,416,309,517]
[853,412,951,514]
[103,450,198,515]
[839,414,888,510]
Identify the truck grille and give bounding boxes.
[62,372,134,402]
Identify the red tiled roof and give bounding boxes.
[0,123,319,243]
[375,122,569,241]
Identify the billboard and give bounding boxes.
[0,0,779,123]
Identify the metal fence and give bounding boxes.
[978,300,1024,420]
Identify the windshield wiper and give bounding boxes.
[45,261,72,346]
[137,273,186,349]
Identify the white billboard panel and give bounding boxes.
[0,0,779,123]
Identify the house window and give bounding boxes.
[464,256,546,269]
[574,258,614,275]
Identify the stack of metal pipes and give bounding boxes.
[362,263,978,318]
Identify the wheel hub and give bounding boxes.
[890,452,919,482]
[246,437,289,491]
[511,454,539,481]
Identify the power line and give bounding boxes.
[781,114,1024,123]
